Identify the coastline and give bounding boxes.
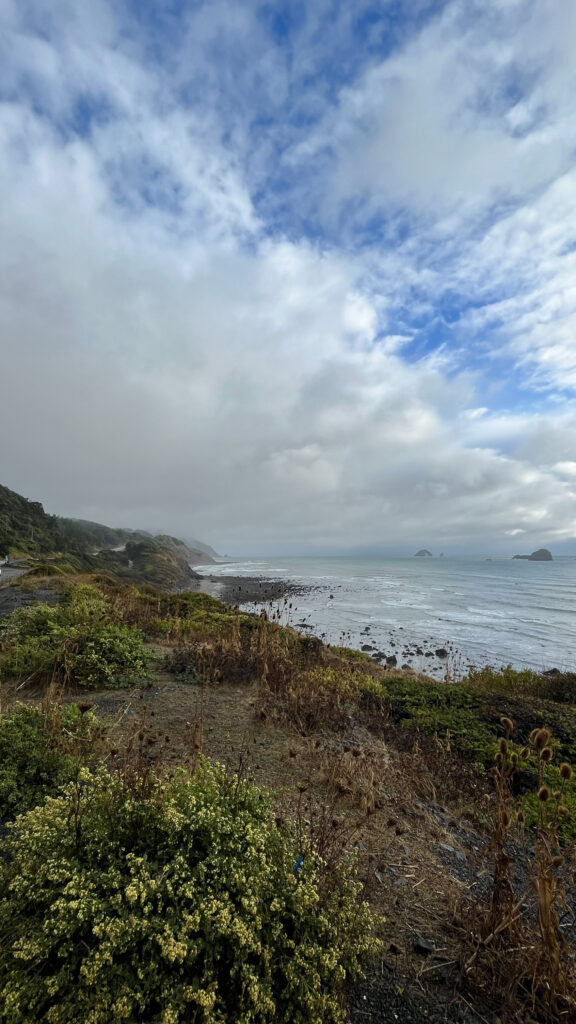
[186,572,313,606]
[190,556,576,678]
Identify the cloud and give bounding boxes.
[0,0,574,553]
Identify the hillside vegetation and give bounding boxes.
[56,517,151,552]
[1,566,576,1020]
[0,484,62,557]
[0,483,215,589]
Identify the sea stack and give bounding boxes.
[414,549,432,557]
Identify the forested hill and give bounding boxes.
[0,484,62,556]
[56,517,151,552]
[0,485,216,587]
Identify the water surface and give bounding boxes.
[196,556,576,678]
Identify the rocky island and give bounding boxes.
[414,548,432,556]
[513,547,553,561]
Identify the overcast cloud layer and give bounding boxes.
[1,0,575,554]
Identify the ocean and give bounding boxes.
[195,555,576,679]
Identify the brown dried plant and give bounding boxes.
[463,718,576,1022]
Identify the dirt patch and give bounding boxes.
[71,661,501,1022]
[0,578,63,617]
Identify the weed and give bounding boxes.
[463,720,576,1021]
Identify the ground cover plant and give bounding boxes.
[0,760,378,1024]
[0,583,150,689]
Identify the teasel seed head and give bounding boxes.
[540,746,553,763]
[535,729,551,751]
[500,717,514,735]
[538,785,551,802]
[560,763,573,781]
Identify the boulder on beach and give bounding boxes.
[512,548,553,561]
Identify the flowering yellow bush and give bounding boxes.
[0,761,378,1023]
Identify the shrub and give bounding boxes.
[0,622,149,690]
[0,602,61,642]
[0,762,378,1023]
[64,623,151,688]
[60,583,111,624]
[22,563,66,577]
[467,664,576,704]
[0,588,150,689]
[0,702,101,821]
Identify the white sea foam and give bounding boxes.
[195,556,576,677]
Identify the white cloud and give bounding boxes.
[0,0,574,552]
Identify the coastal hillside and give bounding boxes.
[0,483,216,588]
[0,484,63,557]
[56,516,151,552]
[1,567,575,1022]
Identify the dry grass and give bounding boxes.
[462,721,576,1022]
[4,573,576,1022]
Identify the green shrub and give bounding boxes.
[0,585,149,689]
[467,664,576,704]
[67,623,150,688]
[22,563,66,577]
[0,703,100,821]
[385,678,497,765]
[0,602,61,641]
[0,762,378,1024]
[0,620,149,690]
[60,583,112,624]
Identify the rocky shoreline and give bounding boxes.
[186,573,313,606]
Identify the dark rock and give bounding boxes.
[435,648,448,658]
[414,549,432,557]
[513,548,553,561]
[412,934,436,955]
[386,655,397,667]
[361,644,373,651]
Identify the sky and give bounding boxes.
[0,0,575,555]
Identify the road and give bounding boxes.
[0,563,26,583]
